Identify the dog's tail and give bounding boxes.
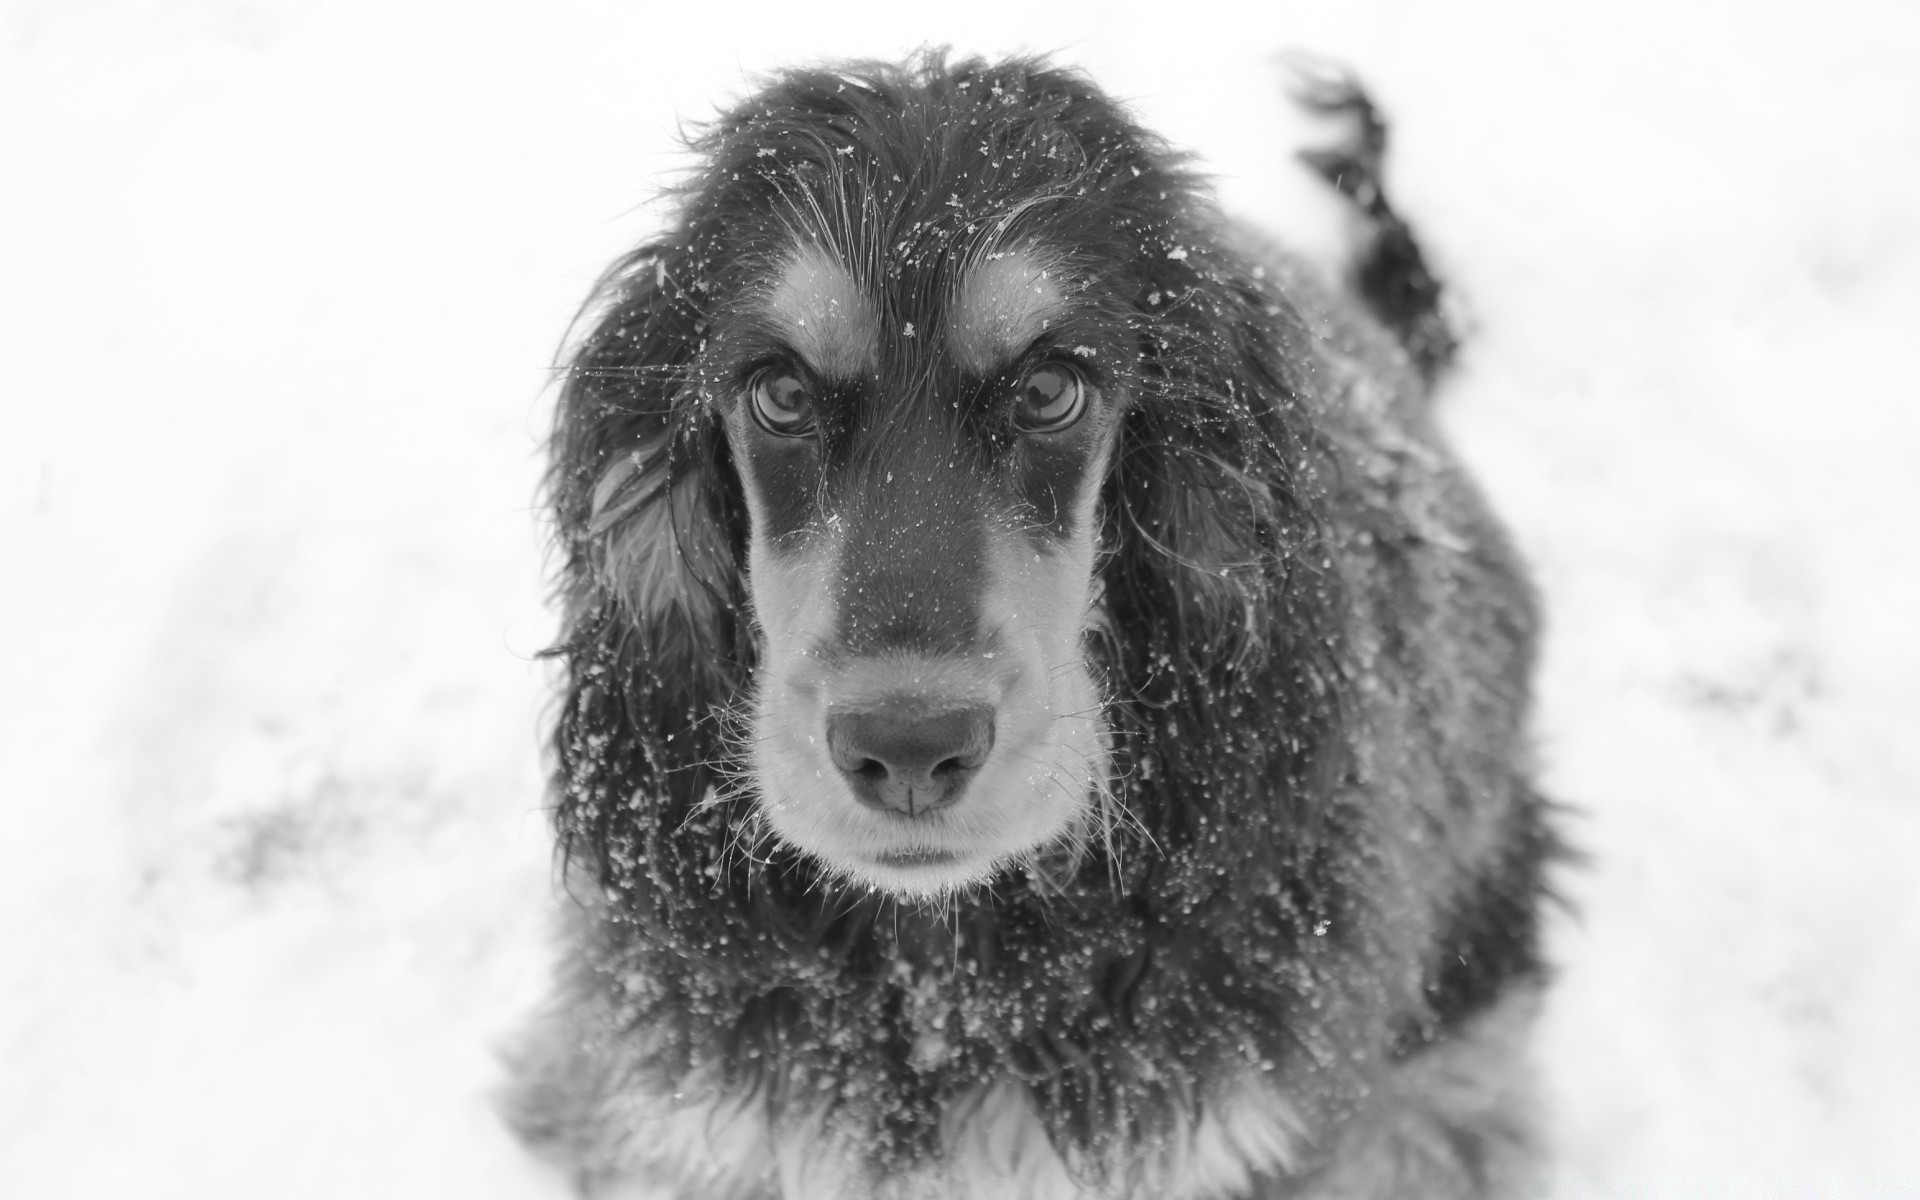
[1290,63,1458,385]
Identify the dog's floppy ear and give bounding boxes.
[1100,224,1351,852]
[1108,235,1340,679]
[547,241,753,893]
[553,243,741,656]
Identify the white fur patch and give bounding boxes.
[593,1070,1302,1200]
[765,244,879,378]
[950,249,1066,375]
[595,1070,776,1199]
[590,437,729,631]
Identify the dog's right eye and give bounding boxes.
[1012,363,1086,433]
[750,371,816,437]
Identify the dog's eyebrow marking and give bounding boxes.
[764,245,878,378]
[949,250,1067,375]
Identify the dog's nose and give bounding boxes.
[825,703,995,817]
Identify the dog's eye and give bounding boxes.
[750,371,816,437]
[1012,364,1086,433]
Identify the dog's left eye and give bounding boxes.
[1012,364,1086,433]
[750,371,816,437]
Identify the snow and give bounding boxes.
[3,0,1917,1195]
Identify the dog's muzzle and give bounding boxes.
[735,424,1111,894]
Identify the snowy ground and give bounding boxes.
[3,1,1917,1196]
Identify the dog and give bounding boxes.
[505,52,1558,1200]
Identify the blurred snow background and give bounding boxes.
[2,0,1916,1195]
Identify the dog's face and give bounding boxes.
[572,64,1200,901]
[715,239,1127,897]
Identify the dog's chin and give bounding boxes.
[836,846,1009,900]
[756,796,1088,902]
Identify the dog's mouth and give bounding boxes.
[842,835,1019,899]
[871,847,964,868]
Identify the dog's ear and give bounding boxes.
[554,244,741,662]
[1108,237,1339,678]
[1100,228,1351,851]
[547,242,753,894]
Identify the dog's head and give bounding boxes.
[552,55,1332,905]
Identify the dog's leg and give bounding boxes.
[498,996,638,1197]
[501,981,780,1200]
[1274,988,1545,1200]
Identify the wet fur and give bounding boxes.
[506,53,1558,1199]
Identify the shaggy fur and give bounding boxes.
[505,52,1557,1200]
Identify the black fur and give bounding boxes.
[1292,68,1459,383]
[511,51,1557,1199]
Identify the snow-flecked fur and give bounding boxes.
[505,52,1559,1199]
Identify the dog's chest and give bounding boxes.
[612,1063,1303,1200]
